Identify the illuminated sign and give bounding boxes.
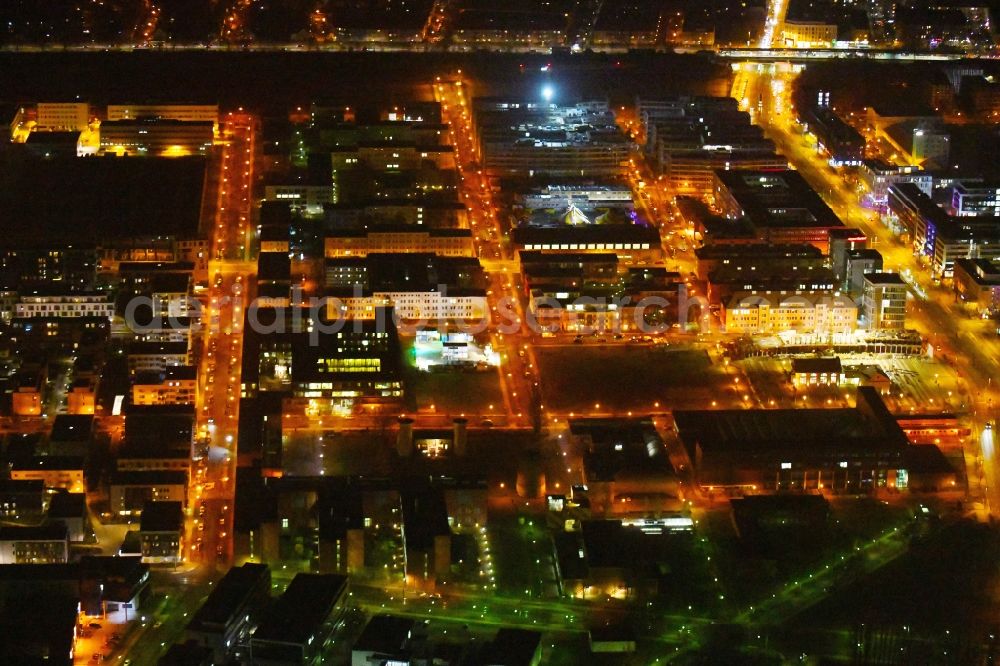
[622,516,693,533]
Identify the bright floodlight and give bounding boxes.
[542,85,554,102]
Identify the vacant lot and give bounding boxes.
[536,344,729,412]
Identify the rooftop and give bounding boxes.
[49,414,94,442]
[11,455,84,471]
[478,628,543,666]
[715,169,843,230]
[47,492,84,520]
[252,573,348,646]
[111,470,188,486]
[187,563,270,633]
[864,272,906,285]
[511,224,660,246]
[674,387,908,455]
[0,523,69,542]
[353,614,415,654]
[140,501,184,532]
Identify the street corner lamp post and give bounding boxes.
[542,85,555,104]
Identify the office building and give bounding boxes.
[325,227,474,258]
[518,184,634,211]
[954,258,1000,313]
[713,170,845,251]
[694,243,826,282]
[351,615,420,666]
[452,8,568,48]
[828,228,869,284]
[48,492,86,542]
[845,249,884,296]
[186,563,271,663]
[639,96,783,195]
[106,103,219,129]
[127,341,190,374]
[0,594,77,665]
[801,106,865,166]
[264,184,334,215]
[250,573,349,665]
[859,160,932,211]
[862,272,907,330]
[324,255,488,321]
[241,306,404,407]
[36,102,89,131]
[0,480,46,522]
[948,180,1000,217]
[511,225,662,263]
[99,118,214,156]
[474,99,634,177]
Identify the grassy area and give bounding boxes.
[490,515,559,598]
[536,345,727,412]
[407,368,505,414]
[703,498,916,610]
[785,520,1000,660]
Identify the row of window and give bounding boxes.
[522,243,652,251]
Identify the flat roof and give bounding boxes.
[0,523,68,541]
[954,258,1000,284]
[512,224,660,245]
[140,501,184,532]
[519,250,619,264]
[11,455,84,471]
[188,563,270,633]
[864,272,906,285]
[0,479,45,494]
[127,340,190,355]
[48,491,85,518]
[25,131,80,145]
[675,387,908,454]
[570,418,676,483]
[252,573,348,646]
[695,243,823,260]
[326,226,472,239]
[0,563,78,582]
[480,628,543,666]
[111,470,188,486]
[714,169,843,230]
[100,118,214,128]
[325,253,486,295]
[0,592,77,664]
[50,414,94,441]
[159,640,215,665]
[353,614,415,654]
[904,444,955,475]
[400,487,450,551]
